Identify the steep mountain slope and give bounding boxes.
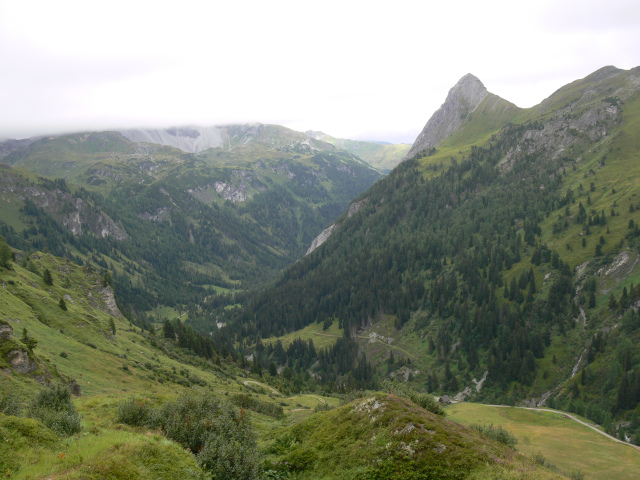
[230,66,640,442]
[0,125,382,324]
[305,130,410,172]
[405,74,493,160]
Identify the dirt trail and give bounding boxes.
[356,335,416,359]
[313,331,416,359]
[302,394,327,404]
[243,380,283,396]
[485,404,640,451]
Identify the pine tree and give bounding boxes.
[163,319,175,339]
[609,293,618,309]
[43,268,53,285]
[21,328,38,350]
[0,236,12,268]
[59,298,67,310]
[617,372,630,412]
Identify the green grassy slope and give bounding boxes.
[265,393,565,479]
[449,403,640,480]
[306,131,411,172]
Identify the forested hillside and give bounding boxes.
[0,125,382,325]
[228,66,640,443]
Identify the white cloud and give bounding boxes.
[0,0,638,142]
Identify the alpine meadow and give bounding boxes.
[2,65,640,479]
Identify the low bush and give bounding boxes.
[117,391,263,479]
[471,423,518,448]
[0,392,22,416]
[28,384,82,436]
[116,396,153,426]
[313,402,334,413]
[381,380,446,416]
[230,393,284,418]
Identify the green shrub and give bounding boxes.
[471,423,518,448]
[28,384,81,436]
[196,405,263,480]
[118,392,263,479]
[0,392,22,416]
[116,396,153,426]
[381,380,445,416]
[313,402,334,413]
[230,393,284,418]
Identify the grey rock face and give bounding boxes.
[8,349,37,374]
[305,198,368,256]
[405,74,488,160]
[306,224,336,256]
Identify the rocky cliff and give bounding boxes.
[405,74,488,159]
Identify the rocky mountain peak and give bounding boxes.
[405,73,488,160]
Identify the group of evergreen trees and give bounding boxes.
[227,125,577,390]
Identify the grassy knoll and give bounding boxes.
[264,393,565,480]
[448,403,640,480]
[262,319,344,350]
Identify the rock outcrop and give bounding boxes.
[305,199,368,256]
[305,224,336,256]
[405,74,488,160]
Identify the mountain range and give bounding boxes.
[230,65,640,441]
[0,124,382,325]
[2,65,640,479]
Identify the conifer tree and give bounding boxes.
[43,268,53,285]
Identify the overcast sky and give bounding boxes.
[1,0,639,143]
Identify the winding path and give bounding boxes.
[243,380,283,396]
[312,331,416,359]
[302,394,327,404]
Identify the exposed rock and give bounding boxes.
[214,181,247,203]
[353,397,385,415]
[8,349,37,374]
[497,103,620,172]
[537,391,552,407]
[69,379,82,396]
[597,250,640,294]
[348,199,367,217]
[453,387,473,402]
[306,198,368,256]
[389,366,419,382]
[306,224,336,256]
[0,322,13,339]
[139,207,171,222]
[405,74,488,160]
[100,286,123,318]
[0,171,127,240]
[472,371,488,393]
